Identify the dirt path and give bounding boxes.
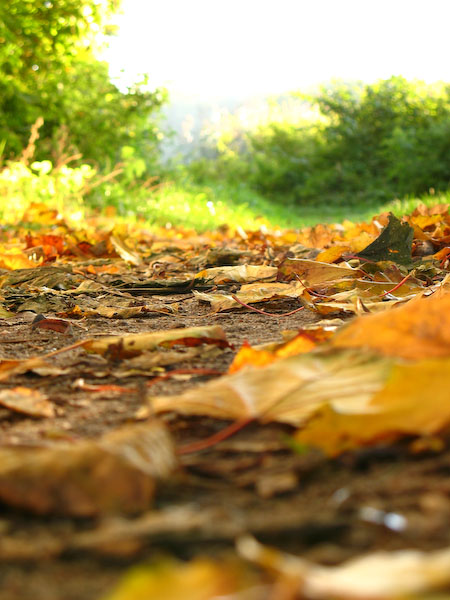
[0,293,449,600]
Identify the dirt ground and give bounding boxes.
[0,293,449,600]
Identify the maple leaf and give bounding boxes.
[356,213,414,265]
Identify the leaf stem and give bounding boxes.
[177,418,252,455]
[231,295,305,317]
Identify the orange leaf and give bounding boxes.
[315,246,350,263]
[0,387,54,418]
[331,291,450,360]
[296,356,450,456]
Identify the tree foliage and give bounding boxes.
[0,0,166,167]
[190,77,450,206]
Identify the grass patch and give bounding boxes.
[130,181,450,232]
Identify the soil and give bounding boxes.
[0,294,449,600]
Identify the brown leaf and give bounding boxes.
[0,421,177,516]
[280,258,363,285]
[151,350,390,425]
[195,264,277,284]
[31,314,73,334]
[83,325,229,358]
[194,281,306,312]
[0,387,54,418]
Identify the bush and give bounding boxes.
[187,77,450,206]
[0,0,167,171]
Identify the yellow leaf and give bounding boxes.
[315,246,350,263]
[296,357,450,456]
[104,558,253,600]
[194,281,305,312]
[83,325,229,358]
[332,290,450,359]
[152,351,390,425]
[194,264,277,284]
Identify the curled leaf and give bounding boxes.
[83,325,229,358]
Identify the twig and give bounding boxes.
[379,272,412,298]
[146,368,224,387]
[177,418,252,455]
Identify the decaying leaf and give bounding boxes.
[356,212,414,265]
[0,421,177,516]
[0,386,54,417]
[151,350,391,425]
[83,325,229,358]
[104,557,255,600]
[238,535,450,599]
[194,281,306,312]
[194,264,277,284]
[332,290,450,359]
[296,355,450,455]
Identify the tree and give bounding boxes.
[0,0,166,167]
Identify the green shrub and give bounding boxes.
[186,77,450,207]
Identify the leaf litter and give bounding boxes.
[2,201,450,598]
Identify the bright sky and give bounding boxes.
[103,0,450,99]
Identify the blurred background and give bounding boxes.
[1,0,449,230]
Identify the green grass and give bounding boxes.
[125,180,450,232]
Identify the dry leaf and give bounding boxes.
[83,325,229,358]
[194,281,306,312]
[194,264,277,284]
[104,558,254,600]
[238,535,450,599]
[151,350,390,425]
[0,387,54,418]
[0,356,50,382]
[296,356,450,455]
[280,258,363,285]
[0,421,177,516]
[229,328,333,373]
[332,290,450,359]
[110,234,143,266]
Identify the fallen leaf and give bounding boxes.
[0,356,51,382]
[0,421,177,516]
[356,213,414,265]
[229,328,333,373]
[296,356,450,456]
[103,557,254,600]
[194,281,306,312]
[110,234,143,266]
[332,290,450,359]
[315,245,351,263]
[83,325,229,358]
[238,535,450,599]
[280,258,363,286]
[151,350,390,425]
[0,387,54,417]
[31,314,73,334]
[194,264,277,284]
